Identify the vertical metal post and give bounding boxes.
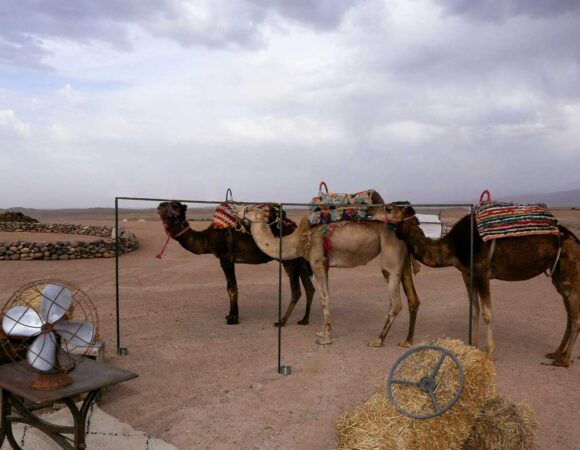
[468,206,475,345]
[277,203,283,373]
[115,197,121,354]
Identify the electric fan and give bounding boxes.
[1,279,98,389]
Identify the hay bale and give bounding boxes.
[461,396,538,450]
[336,339,495,450]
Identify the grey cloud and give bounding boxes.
[0,0,362,68]
[435,0,580,21]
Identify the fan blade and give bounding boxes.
[40,284,72,323]
[27,332,57,372]
[55,321,95,347]
[2,306,43,337]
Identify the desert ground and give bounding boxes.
[0,206,579,449]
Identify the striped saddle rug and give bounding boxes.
[211,203,296,232]
[474,201,559,241]
[307,189,385,226]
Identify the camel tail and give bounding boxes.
[558,225,580,244]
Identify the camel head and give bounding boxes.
[385,202,416,222]
[233,205,270,224]
[157,201,189,237]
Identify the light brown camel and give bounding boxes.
[379,203,580,367]
[234,205,420,347]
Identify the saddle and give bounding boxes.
[307,182,385,226]
[474,190,559,242]
[211,203,296,234]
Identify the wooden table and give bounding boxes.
[0,358,137,450]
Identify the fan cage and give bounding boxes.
[0,278,99,373]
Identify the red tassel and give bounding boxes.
[155,236,171,259]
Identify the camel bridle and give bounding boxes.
[156,205,191,259]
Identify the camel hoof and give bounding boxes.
[398,341,412,348]
[297,319,309,325]
[316,336,332,345]
[545,352,561,360]
[273,320,286,328]
[367,338,384,348]
[551,359,570,367]
[225,316,239,325]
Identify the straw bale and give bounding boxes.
[461,396,538,450]
[336,338,495,450]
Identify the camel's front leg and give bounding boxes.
[312,262,332,345]
[476,278,495,360]
[219,258,239,324]
[297,260,315,325]
[400,257,420,347]
[369,268,402,347]
[276,261,303,327]
[462,272,480,348]
[551,285,579,367]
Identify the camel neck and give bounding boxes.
[249,222,300,260]
[398,221,456,268]
[175,227,211,255]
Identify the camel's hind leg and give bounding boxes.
[371,256,419,348]
[311,260,332,345]
[369,249,404,348]
[297,261,315,325]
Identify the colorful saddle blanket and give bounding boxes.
[211,203,296,232]
[474,201,559,241]
[307,189,384,225]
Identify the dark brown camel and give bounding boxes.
[382,203,580,367]
[157,201,315,326]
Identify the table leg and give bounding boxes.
[1,389,98,450]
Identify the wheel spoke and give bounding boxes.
[391,379,419,387]
[429,391,441,413]
[431,352,447,378]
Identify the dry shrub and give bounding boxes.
[462,396,538,450]
[336,338,495,450]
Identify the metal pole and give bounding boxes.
[468,206,475,345]
[115,197,121,354]
[115,198,128,356]
[278,203,283,373]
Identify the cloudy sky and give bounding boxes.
[1,0,579,208]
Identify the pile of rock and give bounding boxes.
[0,223,138,261]
[0,211,39,223]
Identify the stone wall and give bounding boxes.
[0,223,138,261]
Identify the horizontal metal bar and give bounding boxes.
[116,196,474,209]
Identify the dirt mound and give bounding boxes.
[0,211,39,223]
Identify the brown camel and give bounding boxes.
[157,201,315,326]
[381,203,580,367]
[234,205,420,347]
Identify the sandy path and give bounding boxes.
[0,213,578,449]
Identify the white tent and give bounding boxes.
[417,213,443,239]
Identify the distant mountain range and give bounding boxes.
[497,188,580,208]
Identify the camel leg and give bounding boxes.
[462,272,480,348]
[546,281,572,360]
[276,261,303,327]
[552,287,579,367]
[219,258,239,325]
[368,269,402,347]
[477,278,495,360]
[297,261,315,325]
[312,261,332,345]
[399,258,420,347]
